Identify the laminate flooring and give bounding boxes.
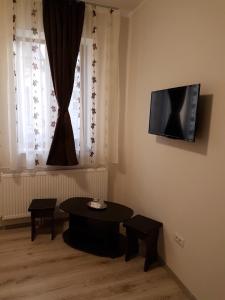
[0,226,191,300]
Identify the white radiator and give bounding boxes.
[0,168,108,220]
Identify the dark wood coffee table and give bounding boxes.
[60,197,133,258]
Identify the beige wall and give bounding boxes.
[110,0,225,299]
[0,0,12,168]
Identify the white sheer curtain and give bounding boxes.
[13,0,52,169]
[0,1,120,171]
[82,5,121,165]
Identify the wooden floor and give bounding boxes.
[0,226,191,300]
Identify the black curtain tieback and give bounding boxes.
[58,108,69,115]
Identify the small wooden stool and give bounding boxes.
[28,198,57,241]
[123,215,162,272]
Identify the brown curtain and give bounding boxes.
[43,0,85,165]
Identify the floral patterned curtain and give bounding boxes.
[82,5,121,165]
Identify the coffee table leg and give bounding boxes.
[108,223,121,258]
[31,214,36,241]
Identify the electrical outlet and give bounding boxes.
[174,233,185,248]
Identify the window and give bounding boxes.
[8,0,120,170]
[14,32,93,168]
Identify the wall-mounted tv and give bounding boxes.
[149,84,200,142]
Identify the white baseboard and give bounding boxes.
[0,216,30,229]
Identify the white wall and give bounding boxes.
[110,0,225,299]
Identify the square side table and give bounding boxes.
[124,214,162,271]
[28,198,57,241]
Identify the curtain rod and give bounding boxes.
[84,1,119,10]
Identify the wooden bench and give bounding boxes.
[124,215,162,271]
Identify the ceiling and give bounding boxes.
[84,0,143,14]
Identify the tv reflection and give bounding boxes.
[164,87,186,139]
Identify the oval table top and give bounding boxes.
[60,197,133,223]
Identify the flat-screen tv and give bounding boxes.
[149,84,200,142]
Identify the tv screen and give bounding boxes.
[149,84,200,142]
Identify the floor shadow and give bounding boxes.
[156,95,213,155]
[35,207,68,238]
